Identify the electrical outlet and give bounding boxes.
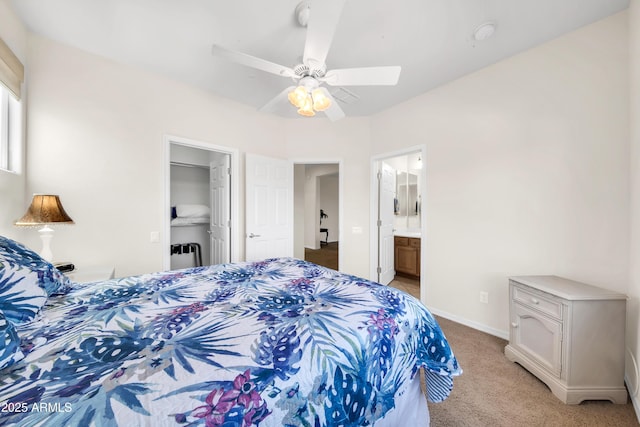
[150,231,160,243]
[479,291,489,304]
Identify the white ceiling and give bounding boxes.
[10,0,629,119]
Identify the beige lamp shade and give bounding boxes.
[15,194,74,226]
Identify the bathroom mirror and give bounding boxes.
[396,172,419,216]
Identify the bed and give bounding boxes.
[0,235,461,426]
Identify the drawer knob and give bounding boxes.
[511,322,518,328]
[531,298,539,304]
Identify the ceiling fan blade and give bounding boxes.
[259,86,296,113]
[322,66,401,86]
[320,88,345,121]
[303,0,346,66]
[212,45,296,78]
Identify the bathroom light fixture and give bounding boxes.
[15,194,74,261]
[287,77,331,117]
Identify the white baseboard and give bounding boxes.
[426,306,509,340]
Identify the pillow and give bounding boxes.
[0,263,47,324]
[0,311,24,370]
[0,235,71,296]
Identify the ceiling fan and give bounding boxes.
[211,0,401,121]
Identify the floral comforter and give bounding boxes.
[0,258,460,426]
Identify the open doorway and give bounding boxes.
[163,135,240,270]
[370,147,425,301]
[293,162,342,271]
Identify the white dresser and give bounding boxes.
[504,275,627,404]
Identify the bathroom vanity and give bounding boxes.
[394,233,420,278]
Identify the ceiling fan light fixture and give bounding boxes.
[311,88,331,111]
[212,0,401,121]
[297,94,315,116]
[288,86,308,108]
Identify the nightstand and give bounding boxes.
[505,275,627,404]
[65,266,115,284]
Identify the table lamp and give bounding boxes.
[15,194,74,262]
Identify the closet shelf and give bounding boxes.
[170,161,209,169]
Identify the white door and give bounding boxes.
[245,153,293,261]
[378,161,396,284]
[209,153,230,265]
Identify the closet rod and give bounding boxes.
[170,161,209,170]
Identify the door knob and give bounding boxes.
[248,233,261,238]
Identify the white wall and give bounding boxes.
[627,0,640,415]
[371,12,630,337]
[319,174,339,243]
[293,164,305,259]
[0,0,27,241]
[304,172,320,249]
[23,34,285,277]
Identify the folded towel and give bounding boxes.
[176,204,210,218]
[171,217,210,226]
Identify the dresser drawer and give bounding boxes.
[394,236,409,246]
[409,238,420,248]
[512,283,562,320]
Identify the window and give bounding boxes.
[0,83,21,173]
[0,36,24,174]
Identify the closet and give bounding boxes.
[169,144,230,269]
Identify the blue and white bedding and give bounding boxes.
[0,237,460,426]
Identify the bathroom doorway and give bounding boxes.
[370,147,425,300]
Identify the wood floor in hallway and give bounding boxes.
[304,241,338,270]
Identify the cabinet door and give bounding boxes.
[511,302,562,377]
[395,245,418,275]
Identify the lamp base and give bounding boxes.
[38,225,54,262]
